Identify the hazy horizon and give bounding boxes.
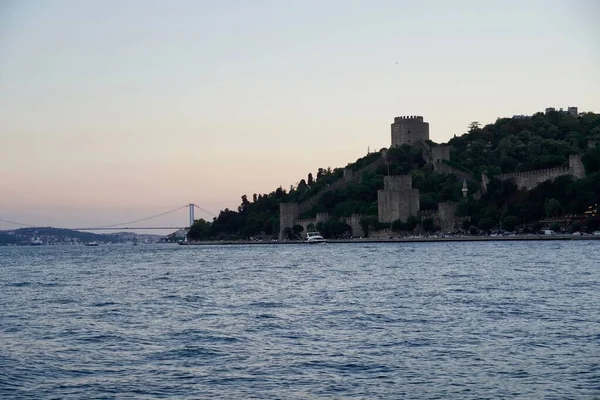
[1,0,599,230]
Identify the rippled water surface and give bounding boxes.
[1,242,599,399]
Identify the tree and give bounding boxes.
[478,218,495,233]
[391,219,406,232]
[405,216,420,231]
[297,179,308,192]
[292,224,304,239]
[461,218,471,230]
[308,173,314,186]
[468,121,481,132]
[469,225,478,235]
[187,219,212,241]
[422,218,435,232]
[317,168,325,181]
[585,217,600,233]
[550,222,561,233]
[239,194,250,212]
[359,216,378,238]
[545,198,562,218]
[502,215,519,232]
[570,221,582,233]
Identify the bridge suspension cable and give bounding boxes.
[194,204,217,217]
[0,218,36,228]
[2,202,223,230]
[86,205,189,229]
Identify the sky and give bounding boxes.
[1,0,599,231]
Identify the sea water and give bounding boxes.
[1,242,599,399]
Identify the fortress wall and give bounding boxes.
[377,188,420,223]
[494,155,585,191]
[431,146,451,163]
[497,167,570,190]
[343,168,354,182]
[362,156,387,173]
[316,212,329,223]
[298,154,385,214]
[344,214,364,237]
[481,172,490,193]
[295,218,316,238]
[377,191,398,223]
[438,202,459,232]
[569,154,586,179]
[408,189,420,217]
[279,203,299,240]
[298,179,345,214]
[433,162,471,180]
[419,210,436,218]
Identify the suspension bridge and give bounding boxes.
[0,203,217,232]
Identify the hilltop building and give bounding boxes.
[545,106,578,116]
[391,116,429,147]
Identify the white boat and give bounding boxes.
[85,241,99,247]
[306,231,327,244]
[30,237,43,246]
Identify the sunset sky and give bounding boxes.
[1,0,599,230]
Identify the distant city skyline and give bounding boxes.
[1,0,599,229]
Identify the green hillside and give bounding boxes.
[189,110,600,240]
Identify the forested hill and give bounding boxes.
[448,110,600,176]
[189,110,600,240]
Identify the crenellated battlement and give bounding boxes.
[489,155,585,192]
[344,214,365,237]
[497,166,570,182]
[391,115,429,147]
[384,175,413,191]
[438,201,458,209]
[419,209,436,217]
[296,218,316,225]
[378,174,420,223]
[394,115,424,123]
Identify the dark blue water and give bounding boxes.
[1,242,599,399]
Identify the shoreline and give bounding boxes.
[181,235,600,245]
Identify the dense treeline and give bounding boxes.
[188,110,600,240]
[447,110,600,233]
[449,111,600,176]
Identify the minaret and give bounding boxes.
[462,179,468,198]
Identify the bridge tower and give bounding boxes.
[189,204,195,227]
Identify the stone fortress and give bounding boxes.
[391,116,430,147]
[279,111,587,239]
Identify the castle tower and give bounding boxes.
[438,202,459,232]
[431,145,451,164]
[377,175,420,223]
[569,154,586,179]
[279,203,299,240]
[391,116,430,147]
